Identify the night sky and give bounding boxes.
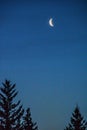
[0,0,87,130]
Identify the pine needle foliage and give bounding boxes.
[64,105,87,130]
[0,80,24,130]
[23,108,38,130]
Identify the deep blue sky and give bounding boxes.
[0,0,87,130]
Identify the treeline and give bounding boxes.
[0,80,38,130]
[0,80,87,130]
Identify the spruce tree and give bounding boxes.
[23,108,38,130]
[64,105,87,130]
[0,80,24,130]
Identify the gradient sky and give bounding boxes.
[0,0,87,130]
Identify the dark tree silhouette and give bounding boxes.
[0,80,24,130]
[64,105,87,130]
[15,118,23,130]
[23,108,38,130]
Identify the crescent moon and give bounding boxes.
[49,18,54,27]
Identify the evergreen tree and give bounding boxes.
[23,108,38,130]
[64,105,87,130]
[15,118,23,130]
[0,80,24,130]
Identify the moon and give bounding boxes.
[49,18,54,27]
